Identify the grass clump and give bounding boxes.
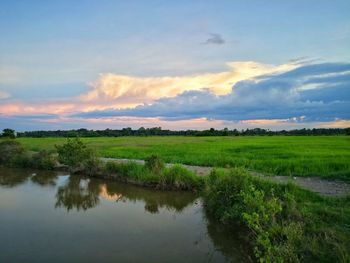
[161,165,202,190]
[203,168,350,262]
[105,161,153,182]
[145,155,165,174]
[104,158,202,191]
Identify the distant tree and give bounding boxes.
[345,127,350,135]
[1,128,16,139]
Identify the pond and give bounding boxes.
[0,168,250,262]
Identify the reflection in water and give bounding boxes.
[0,168,251,262]
[53,175,197,213]
[0,167,29,187]
[101,182,197,214]
[55,176,100,211]
[205,211,253,262]
[31,171,58,186]
[0,168,58,187]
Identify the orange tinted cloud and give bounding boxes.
[80,61,297,109]
[0,61,300,116]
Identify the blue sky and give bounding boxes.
[0,0,349,130]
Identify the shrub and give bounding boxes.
[82,151,101,176]
[10,152,33,168]
[203,168,304,262]
[0,140,24,165]
[31,150,57,170]
[55,138,95,172]
[145,155,165,174]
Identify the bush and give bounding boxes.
[10,152,33,168]
[82,151,101,176]
[145,155,165,174]
[31,150,57,170]
[203,168,304,262]
[55,138,96,173]
[0,140,24,165]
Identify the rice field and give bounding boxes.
[17,136,350,180]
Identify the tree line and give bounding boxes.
[6,127,349,138]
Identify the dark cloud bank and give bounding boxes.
[74,62,350,123]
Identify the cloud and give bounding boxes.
[1,60,349,130]
[80,61,296,109]
[204,33,225,45]
[0,91,11,99]
[74,62,350,122]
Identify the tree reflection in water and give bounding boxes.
[54,175,197,214]
[0,168,252,261]
[100,181,197,214]
[31,171,58,186]
[55,176,101,211]
[0,167,30,187]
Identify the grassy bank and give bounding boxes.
[17,136,350,180]
[204,168,350,262]
[0,139,202,191]
[102,161,202,191]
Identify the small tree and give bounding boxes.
[55,138,94,172]
[1,128,16,139]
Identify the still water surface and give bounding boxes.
[0,168,249,262]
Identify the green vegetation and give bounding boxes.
[145,154,165,174]
[30,150,57,170]
[0,139,57,169]
[0,140,24,164]
[0,137,200,190]
[204,168,350,262]
[17,136,350,180]
[55,137,100,174]
[104,161,202,190]
[17,127,349,137]
[1,128,16,139]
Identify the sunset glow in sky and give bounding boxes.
[0,0,349,130]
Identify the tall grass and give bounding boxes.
[103,161,202,190]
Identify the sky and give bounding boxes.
[0,0,349,131]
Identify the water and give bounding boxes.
[0,168,250,262]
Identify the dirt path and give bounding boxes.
[100,158,350,197]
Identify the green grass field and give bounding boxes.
[16,136,350,180]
